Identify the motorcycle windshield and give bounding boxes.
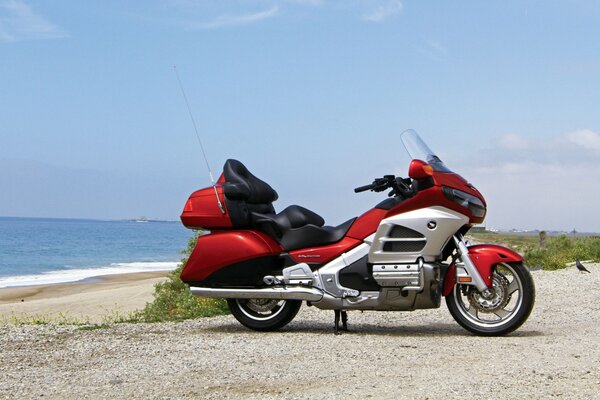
[400,129,452,172]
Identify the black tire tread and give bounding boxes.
[227,299,301,331]
[446,262,535,336]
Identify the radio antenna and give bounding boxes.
[173,65,225,214]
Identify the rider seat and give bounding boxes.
[222,159,355,251]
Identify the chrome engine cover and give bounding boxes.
[372,263,421,287]
[311,262,442,311]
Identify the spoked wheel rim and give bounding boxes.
[452,263,524,329]
[235,299,287,321]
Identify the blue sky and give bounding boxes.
[1,0,599,231]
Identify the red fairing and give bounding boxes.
[385,186,469,220]
[385,178,485,225]
[346,208,387,240]
[180,186,232,229]
[180,230,283,283]
[289,237,361,264]
[442,244,523,296]
[433,172,486,208]
[469,244,523,286]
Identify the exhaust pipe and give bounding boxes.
[189,286,324,302]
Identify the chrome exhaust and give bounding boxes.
[189,286,324,302]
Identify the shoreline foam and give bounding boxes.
[0,261,178,289]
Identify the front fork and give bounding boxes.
[451,234,490,293]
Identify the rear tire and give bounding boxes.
[446,262,535,336]
[227,298,301,331]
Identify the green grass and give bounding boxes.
[128,232,230,323]
[469,231,600,270]
[1,311,91,326]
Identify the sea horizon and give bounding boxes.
[0,216,192,288]
[2,215,597,236]
[0,215,180,223]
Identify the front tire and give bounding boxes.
[227,298,301,331]
[446,262,535,336]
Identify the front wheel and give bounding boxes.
[227,298,301,331]
[446,262,535,336]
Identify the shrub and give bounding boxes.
[133,232,229,322]
[524,235,600,270]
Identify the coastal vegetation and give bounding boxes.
[133,232,229,322]
[469,231,600,270]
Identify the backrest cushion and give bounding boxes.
[223,159,279,204]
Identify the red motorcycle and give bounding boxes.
[179,130,535,335]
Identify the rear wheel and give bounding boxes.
[227,298,301,331]
[446,262,535,336]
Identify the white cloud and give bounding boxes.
[0,0,66,43]
[364,0,402,22]
[466,160,600,232]
[285,0,323,5]
[162,1,405,29]
[425,39,447,55]
[460,129,600,169]
[416,39,448,61]
[495,133,530,150]
[196,5,279,29]
[472,161,540,175]
[449,129,600,231]
[564,129,600,151]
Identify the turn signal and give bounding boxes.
[458,277,472,283]
[408,159,434,180]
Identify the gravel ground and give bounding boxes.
[1,266,599,400]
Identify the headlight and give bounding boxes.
[442,186,486,218]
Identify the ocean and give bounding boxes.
[0,217,192,288]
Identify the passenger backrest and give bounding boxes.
[222,159,278,226]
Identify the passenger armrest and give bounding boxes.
[252,214,284,238]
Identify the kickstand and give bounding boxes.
[334,310,349,335]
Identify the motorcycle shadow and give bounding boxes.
[204,321,544,337]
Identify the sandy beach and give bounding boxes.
[0,271,169,323]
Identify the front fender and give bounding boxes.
[442,244,523,296]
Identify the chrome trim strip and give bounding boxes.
[190,286,324,301]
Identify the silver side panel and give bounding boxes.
[314,242,371,298]
[369,206,468,263]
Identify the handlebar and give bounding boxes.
[354,175,415,198]
[354,184,375,193]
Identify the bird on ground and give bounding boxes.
[576,258,591,273]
